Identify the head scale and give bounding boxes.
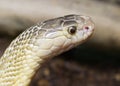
[33,14,94,58]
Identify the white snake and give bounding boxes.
[0,14,94,86]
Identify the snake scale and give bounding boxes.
[0,14,94,86]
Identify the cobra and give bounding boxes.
[0,14,94,86]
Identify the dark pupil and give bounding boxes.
[68,26,77,34]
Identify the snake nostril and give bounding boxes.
[84,26,89,30]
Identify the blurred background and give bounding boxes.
[0,0,120,86]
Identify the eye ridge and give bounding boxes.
[68,26,77,35]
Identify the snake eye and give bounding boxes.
[67,26,77,35]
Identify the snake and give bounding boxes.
[0,14,94,86]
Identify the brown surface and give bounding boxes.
[0,36,11,57]
[30,58,120,86]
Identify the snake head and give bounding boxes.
[61,15,94,46]
[33,14,95,57]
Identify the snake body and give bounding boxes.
[0,14,94,86]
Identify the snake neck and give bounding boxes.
[0,27,50,86]
[0,41,49,86]
[0,27,64,86]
